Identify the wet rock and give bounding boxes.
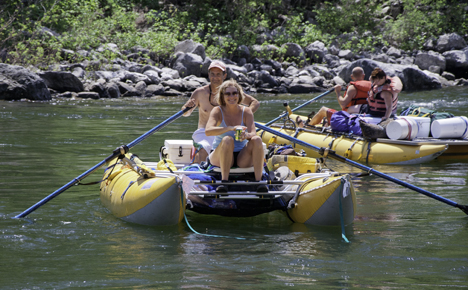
[441,71,456,81]
[443,50,468,78]
[38,71,84,93]
[288,83,323,94]
[88,81,110,98]
[106,82,120,98]
[0,64,51,101]
[122,72,151,84]
[77,92,100,99]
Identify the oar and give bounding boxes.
[15,106,194,219]
[255,122,468,215]
[259,87,334,130]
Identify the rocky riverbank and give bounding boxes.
[1,33,468,101]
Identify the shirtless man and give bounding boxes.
[307,67,371,126]
[182,60,260,163]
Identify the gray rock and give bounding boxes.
[414,50,446,71]
[333,76,346,86]
[135,81,147,94]
[258,70,279,87]
[288,83,323,94]
[313,65,335,79]
[436,33,467,53]
[173,52,203,77]
[442,71,456,81]
[77,92,100,99]
[71,67,85,79]
[161,67,180,79]
[284,66,300,77]
[234,45,251,61]
[0,64,51,101]
[281,43,306,64]
[371,53,390,63]
[328,45,340,55]
[305,41,328,63]
[145,84,165,97]
[396,56,414,65]
[161,79,185,91]
[443,50,468,78]
[338,49,354,60]
[303,66,320,77]
[88,82,110,98]
[143,70,161,84]
[174,40,206,60]
[106,82,120,98]
[142,65,163,74]
[200,57,212,77]
[183,80,201,92]
[38,71,84,93]
[95,71,116,81]
[428,65,442,74]
[117,81,141,97]
[386,47,402,58]
[123,72,151,84]
[162,88,185,97]
[324,54,340,67]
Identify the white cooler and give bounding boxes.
[161,140,194,164]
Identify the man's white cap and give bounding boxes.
[208,60,226,72]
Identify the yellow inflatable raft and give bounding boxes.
[258,115,447,165]
[99,144,357,227]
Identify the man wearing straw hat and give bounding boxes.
[182,60,260,163]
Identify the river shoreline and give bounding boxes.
[1,33,468,102]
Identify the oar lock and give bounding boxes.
[113,145,129,158]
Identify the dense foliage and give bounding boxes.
[1,0,467,67]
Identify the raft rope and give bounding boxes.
[180,186,256,241]
[339,178,350,243]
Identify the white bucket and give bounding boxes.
[397,116,431,138]
[431,116,468,139]
[386,118,419,140]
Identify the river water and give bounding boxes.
[1,87,467,289]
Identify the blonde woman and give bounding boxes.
[205,80,266,193]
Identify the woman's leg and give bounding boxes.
[237,136,264,181]
[209,136,234,181]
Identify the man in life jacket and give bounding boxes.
[361,67,402,122]
[306,67,371,126]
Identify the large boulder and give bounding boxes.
[305,41,328,63]
[173,52,203,78]
[38,71,84,92]
[281,43,306,64]
[436,33,467,53]
[339,59,442,91]
[443,50,468,78]
[0,64,51,100]
[174,40,206,60]
[414,51,446,73]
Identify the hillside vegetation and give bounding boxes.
[1,0,467,67]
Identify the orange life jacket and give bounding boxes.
[343,80,372,111]
[367,76,402,116]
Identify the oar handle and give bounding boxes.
[15,106,194,219]
[255,122,468,215]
